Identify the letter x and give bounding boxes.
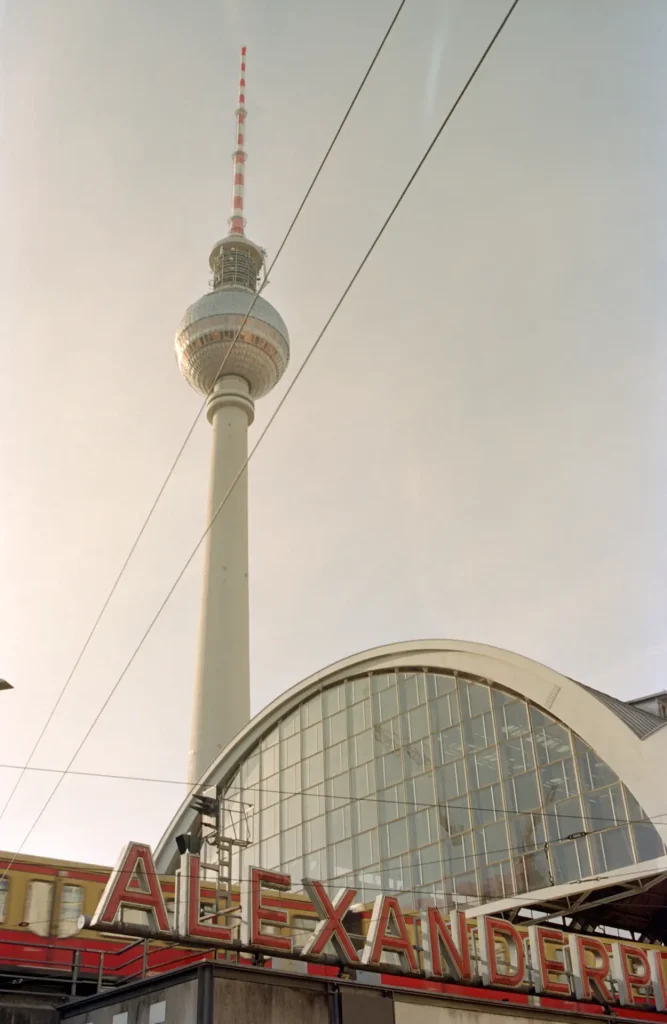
[302,879,359,963]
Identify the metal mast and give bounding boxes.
[229,46,247,237]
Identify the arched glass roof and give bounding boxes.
[218,668,664,909]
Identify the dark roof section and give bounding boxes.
[578,682,667,739]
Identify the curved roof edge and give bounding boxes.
[155,639,667,872]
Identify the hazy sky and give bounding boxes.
[1,0,666,867]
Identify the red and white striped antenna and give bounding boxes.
[228,45,247,236]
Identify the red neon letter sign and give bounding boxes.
[478,916,525,989]
[568,934,613,1003]
[248,867,292,953]
[90,842,171,934]
[422,909,471,980]
[361,895,419,973]
[176,852,232,942]
[528,926,571,997]
[650,950,667,1011]
[612,943,651,1007]
[301,880,359,962]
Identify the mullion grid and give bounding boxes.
[458,678,516,903]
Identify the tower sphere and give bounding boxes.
[175,235,290,400]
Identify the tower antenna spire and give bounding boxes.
[229,45,247,236]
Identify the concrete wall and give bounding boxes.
[393,998,570,1024]
[212,976,329,1024]
[63,979,197,1024]
[0,996,61,1024]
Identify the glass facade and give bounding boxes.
[221,671,664,910]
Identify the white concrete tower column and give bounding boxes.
[188,376,254,784]
[175,47,290,784]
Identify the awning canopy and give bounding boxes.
[465,856,667,944]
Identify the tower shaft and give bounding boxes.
[188,377,254,784]
[179,45,289,783]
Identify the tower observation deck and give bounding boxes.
[175,47,290,784]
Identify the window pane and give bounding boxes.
[354,830,378,867]
[0,879,7,924]
[574,737,618,791]
[633,822,664,862]
[282,825,303,862]
[324,685,345,715]
[325,709,347,746]
[440,796,470,836]
[551,837,590,885]
[418,844,443,886]
[378,785,401,823]
[327,804,352,841]
[546,796,584,842]
[437,724,464,763]
[283,733,300,768]
[350,699,371,736]
[303,752,324,787]
[475,820,510,864]
[302,694,322,726]
[303,784,325,819]
[304,815,326,851]
[500,736,535,778]
[380,751,403,788]
[302,722,323,757]
[436,760,466,801]
[406,772,435,808]
[352,729,374,766]
[326,740,349,777]
[25,881,53,937]
[305,849,325,877]
[373,686,398,722]
[400,672,426,709]
[523,849,551,889]
[493,692,530,739]
[429,673,457,698]
[410,808,438,847]
[463,713,494,753]
[531,709,571,765]
[371,673,394,693]
[600,826,634,871]
[471,783,503,826]
[241,751,260,790]
[262,744,279,777]
[511,811,545,852]
[540,758,577,803]
[348,676,370,704]
[281,711,300,738]
[386,819,409,857]
[459,680,491,718]
[407,705,429,742]
[431,692,460,730]
[467,749,500,789]
[352,762,376,799]
[404,737,432,777]
[584,788,616,831]
[442,832,474,875]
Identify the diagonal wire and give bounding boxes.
[0,0,520,877]
[0,0,408,831]
[0,761,663,828]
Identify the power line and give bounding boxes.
[0,0,408,835]
[0,760,663,828]
[0,0,519,877]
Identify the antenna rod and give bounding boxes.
[229,45,247,236]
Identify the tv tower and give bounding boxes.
[175,47,290,784]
